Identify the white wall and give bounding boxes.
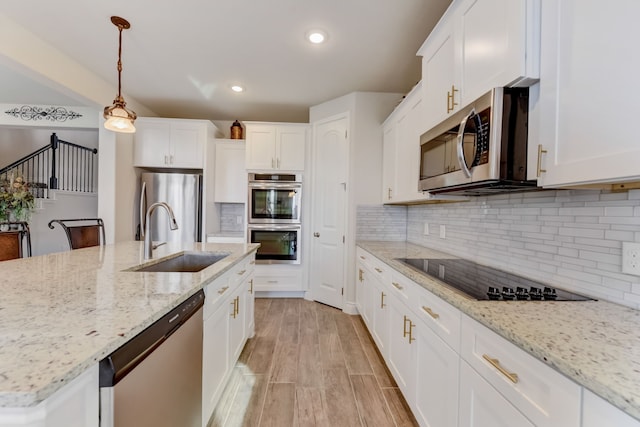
[29,191,98,255]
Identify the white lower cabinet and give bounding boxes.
[414,322,459,427]
[460,314,581,427]
[0,366,99,427]
[582,389,640,427]
[386,292,417,397]
[202,298,231,423]
[459,360,534,427]
[370,276,389,358]
[202,254,255,427]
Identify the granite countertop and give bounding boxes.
[0,241,259,408]
[358,240,640,421]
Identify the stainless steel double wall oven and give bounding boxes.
[247,173,301,264]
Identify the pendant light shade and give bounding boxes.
[103,16,136,133]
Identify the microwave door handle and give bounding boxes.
[457,108,476,178]
[139,181,147,239]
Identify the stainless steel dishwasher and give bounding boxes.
[99,290,204,427]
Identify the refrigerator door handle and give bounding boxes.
[140,181,147,239]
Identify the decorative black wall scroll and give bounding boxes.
[4,106,83,122]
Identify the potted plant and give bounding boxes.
[0,175,35,228]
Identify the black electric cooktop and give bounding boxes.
[395,258,594,301]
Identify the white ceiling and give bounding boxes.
[1,0,451,123]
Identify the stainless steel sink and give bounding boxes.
[129,252,230,273]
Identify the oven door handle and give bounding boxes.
[248,224,301,230]
[248,182,302,190]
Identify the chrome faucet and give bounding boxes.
[144,202,179,259]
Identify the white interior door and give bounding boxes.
[309,116,348,309]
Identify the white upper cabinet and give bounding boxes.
[245,122,307,172]
[419,0,540,133]
[534,1,640,188]
[134,118,216,169]
[214,140,247,203]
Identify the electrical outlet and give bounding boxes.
[622,242,640,275]
[439,224,446,239]
[423,222,430,235]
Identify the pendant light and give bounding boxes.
[103,16,137,133]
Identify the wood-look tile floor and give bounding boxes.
[208,298,418,427]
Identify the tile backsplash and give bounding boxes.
[220,203,245,233]
[357,189,640,309]
[357,205,407,241]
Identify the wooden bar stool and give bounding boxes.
[0,222,32,261]
[48,218,105,250]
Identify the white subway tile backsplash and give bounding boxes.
[357,188,640,310]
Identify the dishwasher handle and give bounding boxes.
[99,290,204,387]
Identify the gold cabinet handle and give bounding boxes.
[381,292,386,309]
[537,144,548,177]
[374,267,383,273]
[482,354,519,384]
[231,296,239,318]
[359,255,366,260]
[249,279,253,294]
[277,158,281,169]
[358,268,364,282]
[403,315,410,338]
[218,286,229,295]
[271,158,275,168]
[237,269,246,275]
[408,320,415,344]
[447,85,459,113]
[392,282,403,290]
[388,187,392,200]
[421,306,440,320]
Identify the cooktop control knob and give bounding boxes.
[487,287,501,300]
[516,287,529,300]
[543,287,558,300]
[529,286,543,300]
[502,286,516,300]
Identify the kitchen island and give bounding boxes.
[0,241,258,418]
[358,241,640,424]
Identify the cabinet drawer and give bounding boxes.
[229,255,254,286]
[460,315,581,427]
[356,248,390,283]
[389,270,419,305]
[414,287,461,352]
[203,274,231,319]
[254,265,302,291]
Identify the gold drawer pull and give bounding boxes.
[249,279,253,294]
[358,268,364,282]
[237,269,246,275]
[421,306,440,320]
[392,282,403,290]
[374,267,383,273]
[380,292,386,308]
[537,144,548,177]
[482,354,519,384]
[360,255,366,260]
[218,286,229,295]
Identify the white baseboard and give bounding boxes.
[342,301,359,315]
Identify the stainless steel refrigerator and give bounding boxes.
[138,172,202,243]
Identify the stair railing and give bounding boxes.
[0,133,98,198]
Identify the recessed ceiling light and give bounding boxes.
[307,30,327,44]
[231,85,244,93]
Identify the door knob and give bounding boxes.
[313,232,320,237]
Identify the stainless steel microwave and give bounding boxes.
[419,87,537,195]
